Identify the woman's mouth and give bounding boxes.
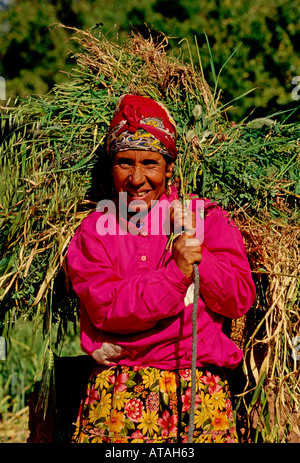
[128,190,151,201]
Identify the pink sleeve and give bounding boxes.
[196,203,256,319]
[67,231,191,335]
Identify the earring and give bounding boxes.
[166,179,172,197]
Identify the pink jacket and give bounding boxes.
[67,191,256,370]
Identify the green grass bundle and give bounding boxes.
[0,25,299,442]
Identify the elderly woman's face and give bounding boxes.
[112,150,174,211]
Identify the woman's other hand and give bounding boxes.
[92,343,128,365]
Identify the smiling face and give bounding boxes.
[112,150,174,212]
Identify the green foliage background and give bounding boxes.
[1,0,300,121]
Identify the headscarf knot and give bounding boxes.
[118,105,143,134]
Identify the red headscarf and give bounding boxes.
[106,94,178,160]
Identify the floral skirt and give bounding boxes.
[71,364,238,443]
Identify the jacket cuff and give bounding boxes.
[164,259,193,292]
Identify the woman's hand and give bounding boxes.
[172,234,202,279]
[170,200,195,236]
[170,201,203,279]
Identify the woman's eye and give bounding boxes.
[143,160,157,167]
[118,160,132,168]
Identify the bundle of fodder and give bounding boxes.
[0,25,299,442]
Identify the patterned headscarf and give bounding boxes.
[106,94,177,160]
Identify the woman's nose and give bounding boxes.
[129,166,145,185]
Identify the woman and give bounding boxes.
[67,94,256,443]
